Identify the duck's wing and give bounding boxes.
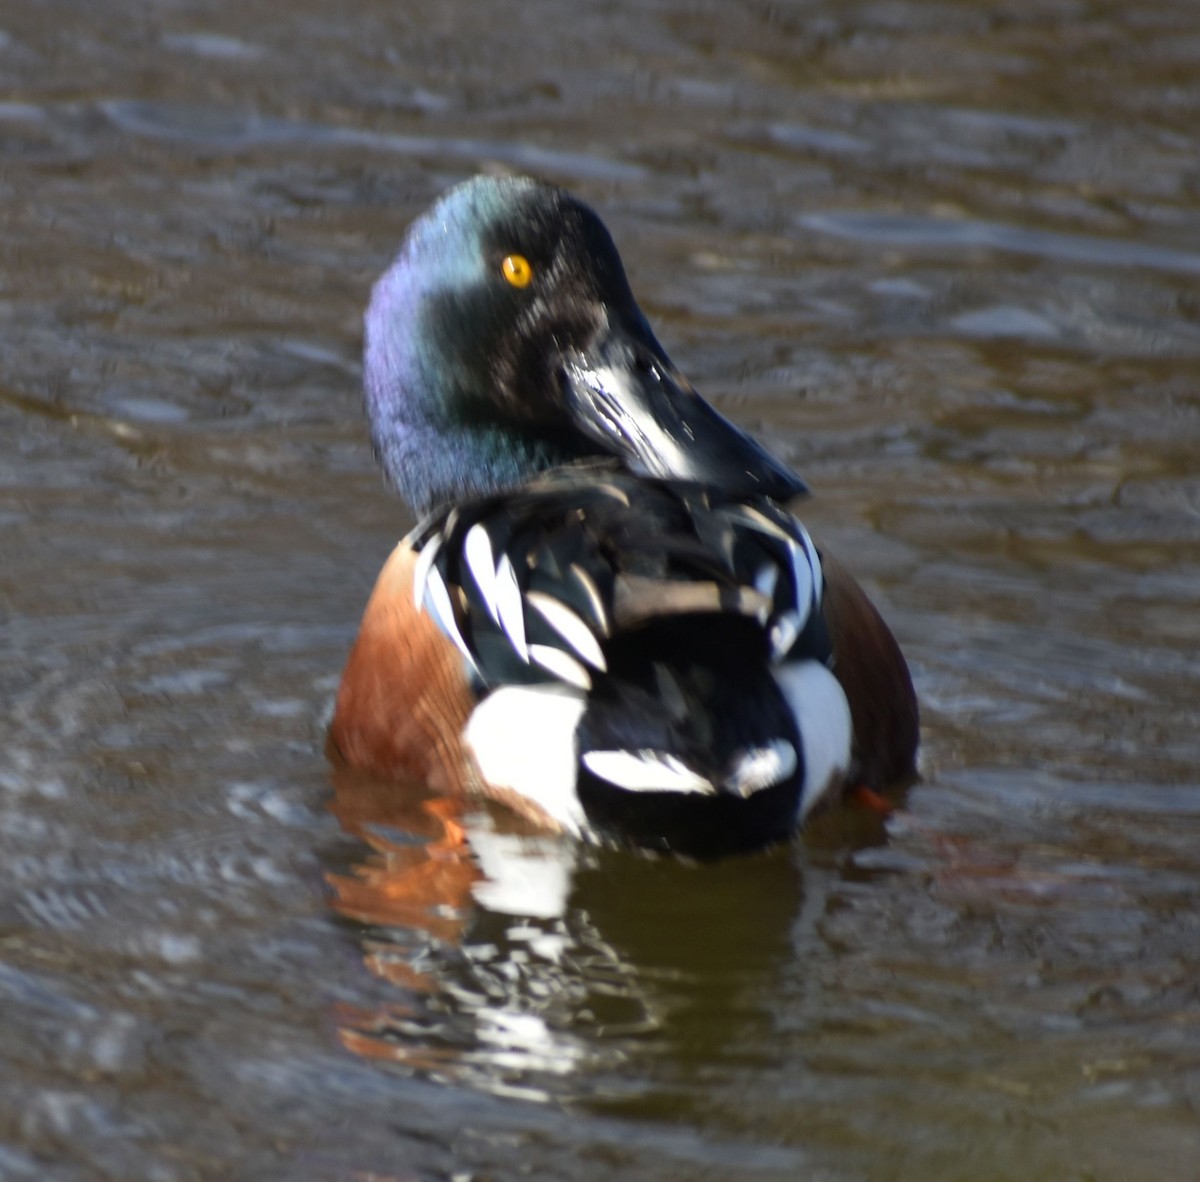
[411,467,833,696]
[404,469,857,854]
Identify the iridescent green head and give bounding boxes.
[364,175,806,515]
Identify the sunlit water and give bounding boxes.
[2,1,1199,1178]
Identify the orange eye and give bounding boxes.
[501,254,534,288]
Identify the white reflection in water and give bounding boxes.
[465,813,579,920]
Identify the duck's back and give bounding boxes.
[399,465,852,856]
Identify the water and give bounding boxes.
[2,0,1199,1178]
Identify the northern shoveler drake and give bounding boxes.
[330,175,918,858]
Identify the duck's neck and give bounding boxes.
[370,414,580,516]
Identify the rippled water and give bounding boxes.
[3,1,1199,1178]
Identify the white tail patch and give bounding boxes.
[771,660,852,821]
[723,739,797,798]
[525,591,607,671]
[582,750,715,795]
[464,685,589,836]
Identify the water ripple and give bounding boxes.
[800,210,1200,277]
[100,100,646,182]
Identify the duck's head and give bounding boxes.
[365,174,807,515]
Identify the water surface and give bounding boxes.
[2,1,1199,1178]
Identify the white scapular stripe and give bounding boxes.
[723,739,798,798]
[494,552,528,660]
[422,561,478,674]
[581,750,715,795]
[723,503,819,623]
[464,523,500,621]
[724,501,794,542]
[464,685,589,835]
[567,562,609,635]
[770,660,852,821]
[525,590,607,671]
[784,531,816,625]
[529,643,593,691]
[795,525,823,606]
[411,533,442,608]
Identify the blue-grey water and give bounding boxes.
[2,1,1199,1178]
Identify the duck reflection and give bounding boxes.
[325,761,862,1103]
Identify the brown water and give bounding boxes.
[3,1,1199,1178]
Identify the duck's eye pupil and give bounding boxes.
[501,254,533,288]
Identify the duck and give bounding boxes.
[329,174,918,858]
